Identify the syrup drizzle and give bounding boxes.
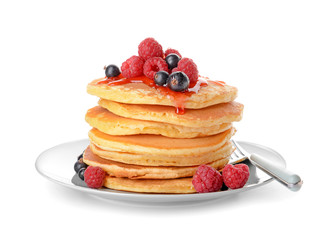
[209,80,226,86]
[97,75,223,115]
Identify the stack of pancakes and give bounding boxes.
[84,78,243,193]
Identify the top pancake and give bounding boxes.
[87,78,238,109]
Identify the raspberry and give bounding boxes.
[84,166,106,189]
[172,58,198,86]
[192,165,223,193]
[143,57,169,80]
[164,48,182,58]
[121,56,144,78]
[138,38,163,61]
[222,164,250,189]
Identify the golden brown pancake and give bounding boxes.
[88,127,236,157]
[99,99,243,128]
[90,141,234,166]
[83,146,229,179]
[104,176,195,193]
[87,78,238,109]
[85,106,232,138]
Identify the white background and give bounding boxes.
[1,0,334,239]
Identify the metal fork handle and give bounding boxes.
[250,153,303,192]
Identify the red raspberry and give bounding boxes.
[84,166,106,189]
[192,165,223,193]
[164,48,182,58]
[138,38,163,61]
[121,55,144,78]
[172,58,198,86]
[143,57,169,80]
[222,164,250,189]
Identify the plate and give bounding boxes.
[35,139,286,203]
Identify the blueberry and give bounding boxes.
[165,54,180,70]
[154,71,169,86]
[167,71,189,92]
[104,64,120,77]
[78,168,85,181]
[74,161,88,174]
[77,153,83,161]
[221,182,229,191]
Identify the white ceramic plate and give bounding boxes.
[35,140,286,203]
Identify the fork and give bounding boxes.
[230,140,303,192]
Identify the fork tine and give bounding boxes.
[231,151,239,159]
[230,140,248,164]
[232,140,248,157]
[231,140,243,158]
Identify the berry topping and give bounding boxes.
[222,164,250,189]
[143,57,169,80]
[74,161,88,174]
[78,168,85,181]
[167,71,189,92]
[172,58,198,86]
[154,71,169,86]
[104,64,121,77]
[164,48,182,58]
[165,53,181,70]
[192,165,223,193]
[84,166,106,189]
[138,38,164,61]
[121,56,144,78]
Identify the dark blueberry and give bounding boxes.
[221,182,229,191]
[104,64,121,77]
[154,71,169,86]
[77,153,83,161]
[167,71,189,92]
[165,54,180,70]
[78,168,85,181]
[74,161,88,174]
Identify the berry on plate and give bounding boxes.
[74,161,87,174]
[78,168,86,181]
[221,182,229,191]
[121,56,144,78]
[77,153,83,161]
[84,166,106,189]
[138,38,163,61]
[192,165,223,193]
[222,164,250,189]
[167,71,189,92]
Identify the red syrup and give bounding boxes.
[209,80,226,86]
[97,75,220,115]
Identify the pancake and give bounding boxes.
[88,127,235,157]
[86,106,232,138]
[83,146,229,179]
[104,176,195,193]
[99,99,243,128]
[90,141,234,166]
[87,77,238,109]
